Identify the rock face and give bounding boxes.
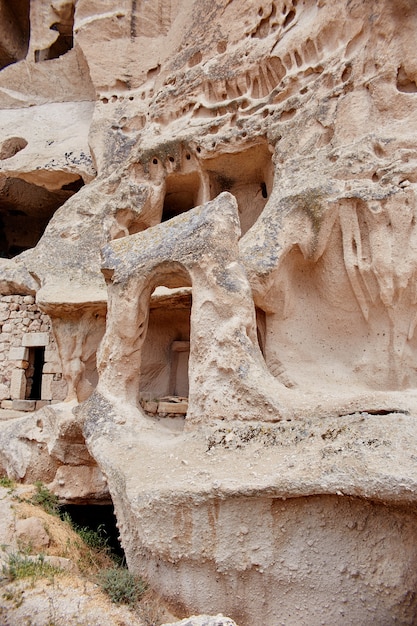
[162,616,238,626]
[2,0,417,623]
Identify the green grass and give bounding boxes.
[2,552,61,582]
[0,476,15,489]
[31,481,60,516]
[6,482,150,614]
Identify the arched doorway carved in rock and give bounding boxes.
[139,263,192,417]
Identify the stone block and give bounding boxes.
[158,400,188,414]
[12,399,36,411]
[15,517,50,548]
[43,361,62,374]
[28,321,41,331]
[44,346,58,361]
[22,332,49,347]
[36,400,50,410]
[0,383,9,401]
[15,360,29,369]
[10,369,27,400]
[51,378,68,401]
[41,374,54,400]
[143,400,158,414]
[1,400,13,409]
[9,346,29,361]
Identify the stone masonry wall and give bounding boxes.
[0,295,67,410]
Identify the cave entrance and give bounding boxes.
[60,503,124,561]
[25,346,45,401]
[203,142,273,235]
[0,176,84,258]
[0,0,30,70]
[162,171,202,222]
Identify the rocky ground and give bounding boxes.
[0,480,177,626]
[0,466,237,626]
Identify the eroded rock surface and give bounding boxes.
[2,0,417,624]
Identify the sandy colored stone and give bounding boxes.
[10,369,26,400]
[15,516,50,549]
[0,383,8,401]
[157,401,188,415]
[2,0,417,624]
[162,616,238,626]
[0,486,171,626]
[12,399,35,411]
[22,332,49,348]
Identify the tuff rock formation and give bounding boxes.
[2,0,417,624]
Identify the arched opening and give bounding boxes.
[0,0,30,70]
[140,264,192,419]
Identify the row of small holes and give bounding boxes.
[151,152,195,165]
[100,90,154,104]
[101,96,135,104]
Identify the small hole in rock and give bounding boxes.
[283,9,295,27]
[342,65,352,82]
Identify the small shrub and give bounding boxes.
[0,476,15,489]
[98,567,147,605]
[31,481,60,516]
[3,553,61,582]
